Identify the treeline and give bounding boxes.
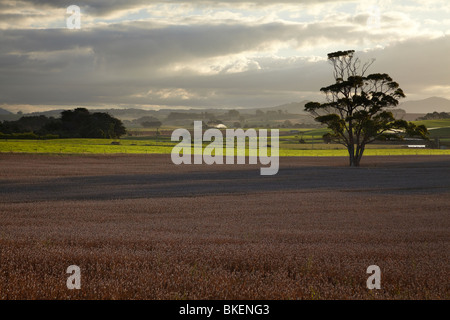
[418,112,450,120]
[123,116,162,128]
[0,108,126,139]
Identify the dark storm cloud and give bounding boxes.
[0,0,448,110]
[0,20,357,106]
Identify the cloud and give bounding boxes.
[0,0,449,111]
[0,18,371,107]
[359,35,450,99]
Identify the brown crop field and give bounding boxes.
[0,154,449,299]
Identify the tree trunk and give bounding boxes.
[348,145,358,167]
[348,144,362,167]
[349,144,365,167]
[356,145,365,166]
[348,121,358,167]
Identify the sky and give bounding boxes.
[0,0,449,113]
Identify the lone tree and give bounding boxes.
[305,50,428,167]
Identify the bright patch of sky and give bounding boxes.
[1,0,449,110]
[80,0,449,58]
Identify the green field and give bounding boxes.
[410,119,450,146]
[0,138,174,155]
[412,118,450,128]
[1,119,450,156]
[1,137,450,156]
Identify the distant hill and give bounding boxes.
[261,101,310,114]
[265,97,450,115]
[399,97,450,113]
[264,97,450,117]
[0,108,12,115]
[0,108,21,121]
[27,108,160,120]
[263,98,450,115]
[4,97,449,123]
[27,109,64,118]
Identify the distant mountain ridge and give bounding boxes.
[256,101,310,114]
[1,97,449,121]
[0,108,12,115]
[261,97,450,115]
[267,97,450,115]
[399,97,450,113]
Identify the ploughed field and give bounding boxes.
[0,154,449,299]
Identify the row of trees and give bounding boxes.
[0,108,126,139]
[418,112,450,120]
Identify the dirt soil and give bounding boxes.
[0,154,449,299]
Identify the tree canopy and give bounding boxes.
[418,111,450,120]
[305,50,428,167]
[0,108,126,139]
